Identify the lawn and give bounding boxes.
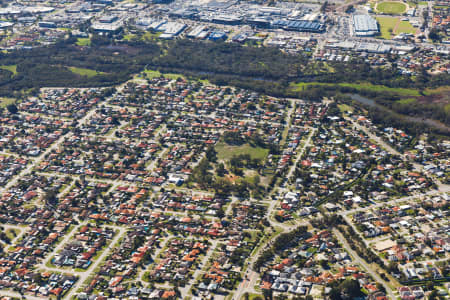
[424,85,450,96]
[142,68,184,80]
[0,97,15,108]
[396,98,416,104]
[445,104,450,114]
[290,81,420,96]
[397,20,416,34]
[338,104,354,113]
[5,228,19,240]
[376,16,399,39]
[164,72,185,80]
[141,31,162,41]
[76,38,91,46]
[123,32,161,42]
[0,64,17,75]
[377,1,407,14]
[68,66,105,77]
[143,69,162,79]
[247,293,264,300]
[216,142,269,161]
[123,34,136,41]
[377,16,416,38]
[339,82,420,96]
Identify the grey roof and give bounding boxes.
[353,14,378,32]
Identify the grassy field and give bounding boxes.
[376,16,399,39]
[376,16,415,39]
[0,97,15,108]
[143,69,162,78]
[123,34,136,41]
[424,85,450,95]
[0,64,17,75]
[338,104,354,112]
[123,32,161,42]
[397,20,416,34]
[397,98,416,104]
[216,142,269,161]
[141,31,161,41]
[143,69,184,80]
[5,228,19,240]
[290,81,420,97]
[75,38,91,46]
[68,66,105,77]
[377,1,407,14]
[248,293,264,300]
[445,104,450,114]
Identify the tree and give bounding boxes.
[44,190,58,206]
[338,278,362,299]
[428,290,438,300]
[376,282,385,292]
[263,288,273,300]
[6,103,18,114]
[428,29,441,42]
[320,1,328,13]
[205,145,217,162]
[345,4,354,13]
[216,162,226,177]
[216,207,225,219]
[329,287,342,300]
[387,261,399,273]
[223,131,245,145]
[32,273,43,285]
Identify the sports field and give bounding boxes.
[377,1,407,14]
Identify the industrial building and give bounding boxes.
[0,21,13,29]
[208,31,227,40]
[38,21,57,28]
[156,21,187,39]
[186,25,208,38]
[271,19,324,32]
[352,14,379,36]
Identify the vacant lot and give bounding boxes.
[377,1,407,14]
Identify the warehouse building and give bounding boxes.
[352,14,379,36]
[271,19,324,32]
[157,21,187,39]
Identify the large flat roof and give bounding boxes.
[353,14,378,32]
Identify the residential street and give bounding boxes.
[333,229,396,300]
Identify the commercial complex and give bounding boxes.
[352,14,379,36]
